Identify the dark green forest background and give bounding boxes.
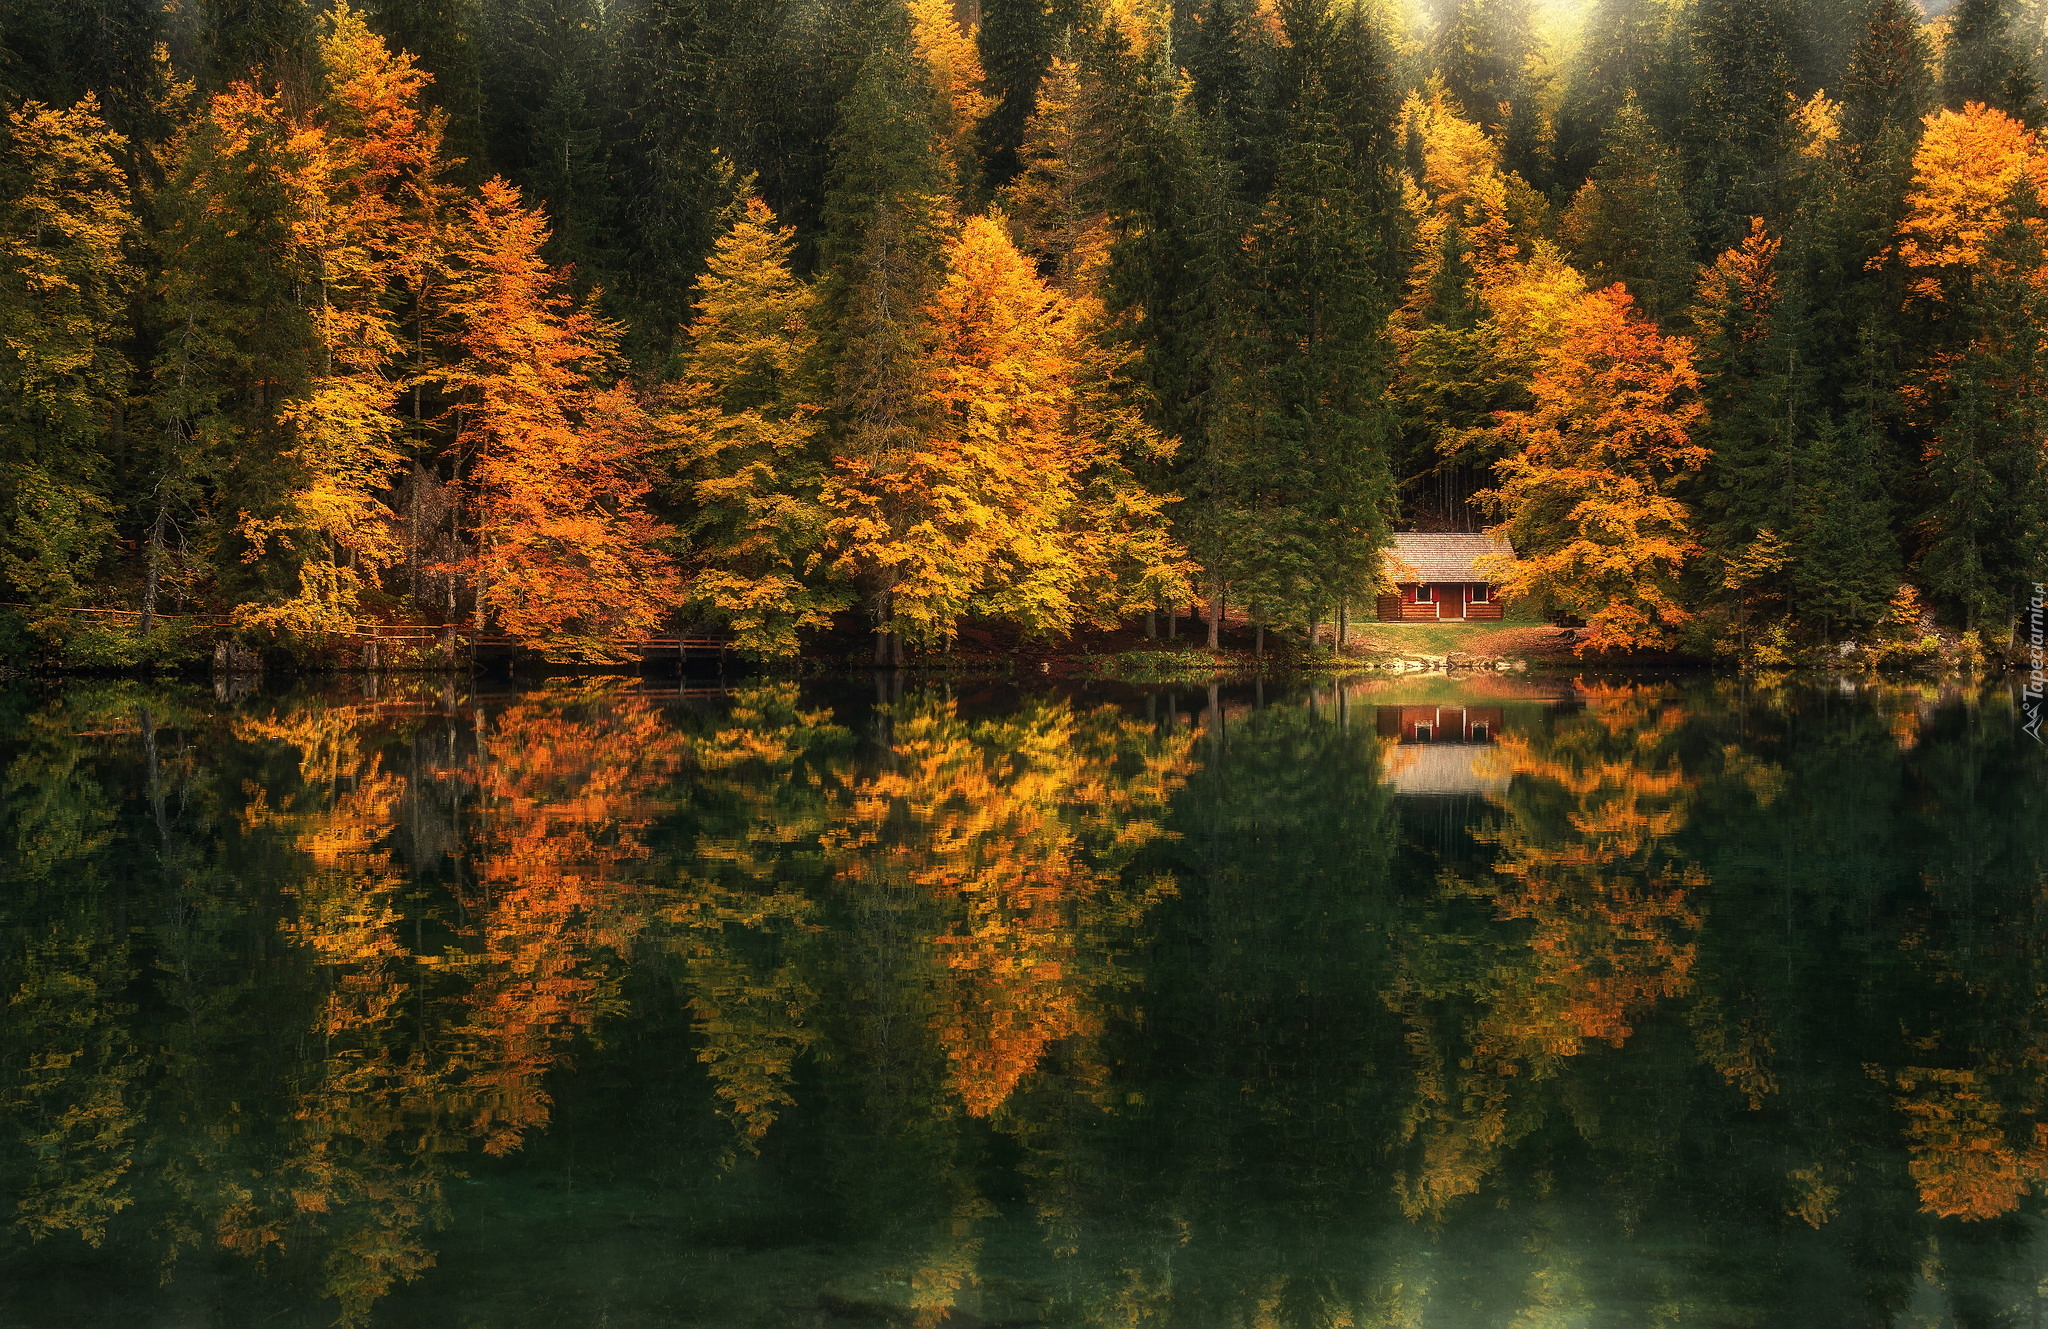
[3,0,2047,665]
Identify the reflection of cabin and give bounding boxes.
[1376,705,1503,744]
[1377,532,1514,621]
[1377,705,1508,797]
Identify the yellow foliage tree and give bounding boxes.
[1482,285,1708,652]
[662,189,849,657]
[826,213,1189,645]
[0,95,138,636]
[235,5,454,638]
[435,180,681,659]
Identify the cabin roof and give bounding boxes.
[1386,531,1513,584]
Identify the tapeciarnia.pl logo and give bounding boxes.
[2026,582,2045,744]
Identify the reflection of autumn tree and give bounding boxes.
[224,699,447,1319]
[442,685,689,1153]
[206,683,689,1322]
[1871,690,2048,1224]
[828,693,1193,1121]
[666,683,852,1143]
[0,691,142,1246]
[1395,685,1707,1217]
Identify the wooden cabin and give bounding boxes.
[1376,532,1514,622]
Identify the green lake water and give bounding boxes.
[1,672,2045,1327]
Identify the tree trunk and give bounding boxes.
[140,504,167,635]
[1254,622,1264,658]
[1207,578,1222,650]
[1338,600,1348,650]
[1145,608,1157,640]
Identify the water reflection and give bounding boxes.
[0,675,2044,1325]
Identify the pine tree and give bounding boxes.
[204,0,320,92]
[1552,0,1672,189]
[1682,0,1798,254]
[1842,0,1936,152]
[1432,0,1545,184]
[816,36,958,659]
[1692,219,1800,574]
[1005,55,1113,292]
[1791,415,1899,635]
[662,187,847,658]
[976,0,1054,187]
[1943,0,2043,125]
[1562,97,1695,323]
[363,0,489,171]
[434,178,681,657]
[1792,0,1879,95]
[0,96,138,643]
[1208,80,1397,631]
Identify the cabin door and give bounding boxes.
[1440,584,1466,620]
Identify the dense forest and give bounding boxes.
[2,0,2047,664]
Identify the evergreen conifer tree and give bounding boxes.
[1791,416,1899,635]
[1552,0,1671,189]
[1842,0,1936,151]
[816,35,956,660]
[1943,0,2043,125]
[1561,99,1694,322]
[1682,0,1797,253]
[1207,80,1397,632]
[1690,218,1803,629]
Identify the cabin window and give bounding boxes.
[1470,584,1490,603]
[1414,584,1434,603]
[1414,723,1433,741]
[1471,723,1490,740]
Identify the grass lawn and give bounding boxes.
[1349,608,1550,658]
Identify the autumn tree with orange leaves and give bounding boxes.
[1888,103,2048,632]
[434,181,680,659]
[1482,284,1707,653]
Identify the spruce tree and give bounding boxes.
[816,36,956,659]
[1791,416,1899,636]
[1208,80,1396,630]
[1691,221,1802,589]
[1552,0,1673,189]
[1432,0,1544,184]
[1561,98,1694,323]
[1841,0,1935,152]
[364,0,490,171]
[1943,0,2043,124]
[976,0,1052,186]
[1681,0,1797,254]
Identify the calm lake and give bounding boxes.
[2,673,2045,1327]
